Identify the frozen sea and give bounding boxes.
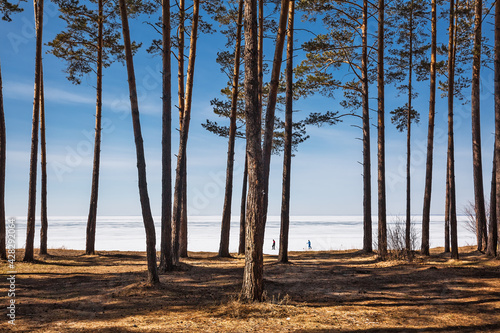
[9,215,476,254]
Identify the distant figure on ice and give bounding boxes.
[307,240,312,250]
[272,239,276,250]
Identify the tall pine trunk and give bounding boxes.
[24,0,44,262]
[278,0,294,264]
[241,0,265,301]
[421,0,437,256]
[362,0,372,253]
[118,0,159,285]
[172,0,199,264]
[471,0,487,252]
[159,0,173,273]
[445,157,451,252]
[487,153,497,256]
[219,0,244,258]
[85,0,103,255]
[377,0,387,259]
[39,64,48,255]
[0,60,6,260]
[405,1,413,254]
[447,0,459,259]
[173,0,185,261]
[261,0,290,229]
[238,154,248,255]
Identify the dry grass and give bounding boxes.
[1,246,499,332]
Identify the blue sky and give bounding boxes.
[1,1,497,218]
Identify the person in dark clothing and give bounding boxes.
[272,239,276,250]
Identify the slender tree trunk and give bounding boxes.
[377,0,387,259]
[445,157,450,253]
[241,0,265,301]
[487,153,497,256]
[178,0,188,259]
[261,0,290,229]
[278,0,294,264]
[159,0,173,273]
[118,0,159,285]
[24,0,44,262]
[238,154,248,255]
[172,0,185,261]
[0,60,6,260]
[421,0,437,256]
[172,0,199,264]
[406,2,413,254]
[362,0,372,253]
[472,0,487,252]
[180,177,188,257]
[219,0,244,258]
[495,0,500,259]
[85,0,103,256]
[447,0,459,259]
[39,64,48,255]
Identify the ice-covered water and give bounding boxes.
[9,215,476,254]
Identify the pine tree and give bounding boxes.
[48,0,153,255]
[241,0,265,301]
[296,0,376,252]
[172,0,201,264]
[118,0,159,285]
[24,0,44,262]
[159,0,173,272]
[421,0,437,256]
[471,0,487,252]
[387,0,429,254]
[278,0,294,264]
[377,0,387,259]
[218,0,244,258]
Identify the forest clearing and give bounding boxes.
[2,246,499,332]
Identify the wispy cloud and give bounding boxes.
[4,81,161,115]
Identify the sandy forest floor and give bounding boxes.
[1,246,499,332]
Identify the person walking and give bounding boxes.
[272,239,276,250]
[307,240,312,250]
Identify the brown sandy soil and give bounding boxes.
[1,246,499,332]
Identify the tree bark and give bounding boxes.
[219,0,244,258]
[421,0,437,256]
[0,60,6,260]
[362,0,372,253]
[238,154,248,255]
[472,0,487,252]
[487,153,497,256]
[261,0,290,229]
[24,0,44,262]
[278,0,294,264]
[118,0,159,285]
[377,0,387,259]
[85,0,103,256]
[406,0,413,254]
[172,0,199,264]
[159,0,173,273]
[39,63,48,256]
[241,0,265,301]
[447,0,459,259]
